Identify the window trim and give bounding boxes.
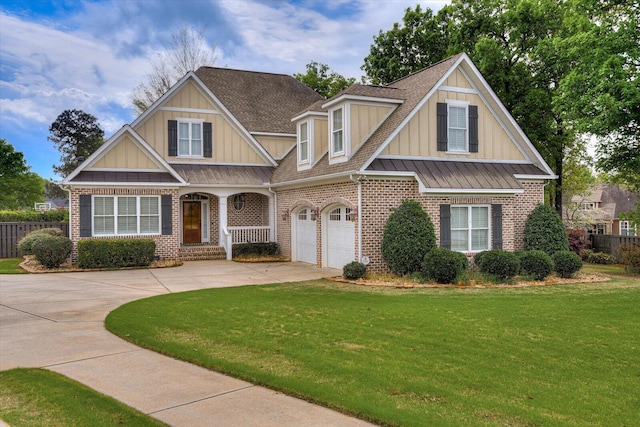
[329,106,349,163]
[446,100,470,153]
[298,120,311,167]
[177,118,204,158]
[450,204,491,252]
[92,195,161,236]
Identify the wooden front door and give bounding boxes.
[183,201,201,244]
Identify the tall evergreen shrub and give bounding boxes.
[381,199,436,275]
[524,204,568,256]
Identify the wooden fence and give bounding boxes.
[0,222,69,258]
[590,234,640,261]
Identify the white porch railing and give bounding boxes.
[228,226,271,244]
[221,226,233,260]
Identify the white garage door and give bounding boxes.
[326,207,355,269]
[295,208,316,264]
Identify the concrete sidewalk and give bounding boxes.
[0,261,372,426]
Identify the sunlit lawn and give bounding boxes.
[106,271,640,426]
[0,258,27,274]
[0,368,167,426]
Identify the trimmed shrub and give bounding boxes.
[381,199,436,275]
[477,249,520,280]
[422,247,467,284]
[580,248,594,261]
[78,239,156,269]
[553,251,583,278]
[524,204,568,256]
[567,228,591,257]
[31,235,72,268]
[343,262,367,280]
[519,250,554,280]
[18,228,64,254]
[232,242,279,258]
[620,244,640,273]
[586,251,616,265]
[472,250,490,269]
[0,209,68,222]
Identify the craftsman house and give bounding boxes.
[63,53,556,272]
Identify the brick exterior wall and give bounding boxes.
[70,187,180,262]
[277,181,358,267]
[227,193,269,226]
[276,177,545,272]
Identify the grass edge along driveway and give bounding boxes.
[0,368,167,426]
[106,277,640,427]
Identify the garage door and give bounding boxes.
[295,208,316,264]
[326,207,355,269]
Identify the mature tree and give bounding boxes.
[0,139,44,210]
[48,109,104,178]
[294,61,356,98]
[361,0,587,214]
[132,26,216,115]
[45,179,68,201]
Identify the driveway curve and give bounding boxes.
[0,260,372,426]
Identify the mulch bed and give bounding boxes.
[19,256,182,273]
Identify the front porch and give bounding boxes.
[178,190,275,260]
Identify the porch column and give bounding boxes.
[269,194,275,242]
[219,196,231,259]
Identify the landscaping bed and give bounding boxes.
[19,255,182,273]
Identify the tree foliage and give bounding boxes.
[362,0,636,216]
[48,109,104,178]
[294,61,355,98]
[132,26,216,115]
[0,139,44,210]
[524,204,569,256]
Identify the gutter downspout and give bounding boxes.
[349,174,363,263]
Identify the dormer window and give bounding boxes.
[437,102,478,153]
[299,121,309,163]
[331,108,344,155]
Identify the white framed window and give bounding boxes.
[330,108,344,156]
[298,121,309,164]
[451,205,489,252]
[448,102,468,152]
[298,209,308,221]
[177,119,203,157]
[233,194,246,211]
[93,196,160,236]
[580,202,595,210]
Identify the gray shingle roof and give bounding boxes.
[271,54,463,184]
[195,67,323,134]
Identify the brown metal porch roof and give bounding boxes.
[172,164,274,186]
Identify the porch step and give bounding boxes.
[178,245,227,261]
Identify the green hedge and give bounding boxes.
[0,210,68,222]
[421,247,468,284]
[232,242,279,257]
[32,235,72,268]
[553,251,583,278]
[18,228,64,254]
[78,239,156,269]
[477,249,520,280]
[518,250,554,280]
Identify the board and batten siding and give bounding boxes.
[92,135,159,169]
[349,104,392,153]
[162,81,214,110]
[381,88,526,161]
[314,117,328,161]
[254,135,296,160]
[135,110,268,165]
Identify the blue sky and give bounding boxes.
[0,0,448,181]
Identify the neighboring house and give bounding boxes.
[63,53,556,271]
[565,184,638,236]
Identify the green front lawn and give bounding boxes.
[0,368,167,426]
[0,258,27,274]
[106,276,640,426]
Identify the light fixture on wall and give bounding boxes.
[348,207,358,221]
[281,208,290,221]
[310,207,320,221]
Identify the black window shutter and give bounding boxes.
[437,102,448,151]
[162,195,172,235]
[440,204,451,249]
[492,204,503,249]
[79,195,92,237]
[203,122,212,158]
[469,105,479,153]
[168,120,177,156]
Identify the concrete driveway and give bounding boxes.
[0,260,372,426]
